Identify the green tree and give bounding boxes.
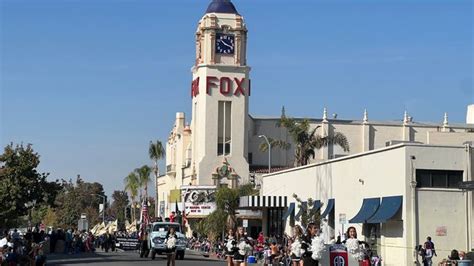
[293,194,321,228]
[110,190,130,223]
[54,176,105,228]
[0,143,62,227]
[124,172,139,221]
[260,110,350,166]
[136,165,152,202]
[196,184,255,240]
[42,207,58,228]
[149,140,165,212]
[195,209,227,241]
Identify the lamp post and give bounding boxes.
[91,194,106,223]
[259,135,271,173]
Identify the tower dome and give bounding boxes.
[205,0,239,15]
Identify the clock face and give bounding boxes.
[216,33,235,55]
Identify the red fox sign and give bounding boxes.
[191,76,251,97]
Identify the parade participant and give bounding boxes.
[343,226,364,261]
[139,231,150,258]
[224,228,237,266]
[301,223,322,266]
[169,211,176,223]
[290,226,304,266]
[103,232,113,253]
[233,226,251,266]
[164,227,177,266]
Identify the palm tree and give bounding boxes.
[260,111,350,166]
[124,172,139,221]
[135,165,152,203]
[149,140,165,214]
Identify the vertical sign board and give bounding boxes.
[159,201,165,218]
[330,244,348,266]
[243,219,248,228]
[78,219,89,231]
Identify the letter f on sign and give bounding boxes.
[206,76,218,95]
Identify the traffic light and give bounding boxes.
[249,173,256,185]
[125,206,131,221]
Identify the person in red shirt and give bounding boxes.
[257,232,264,245]
[169,212,176,223]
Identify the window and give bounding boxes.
[267,208,284,238]
[217,101,232,155]
[416,169,463,188]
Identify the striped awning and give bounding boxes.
[239,195,287,208]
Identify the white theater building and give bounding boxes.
[157,0,474,264]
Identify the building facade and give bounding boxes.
[256,144,473,265]
[157,1,474,258]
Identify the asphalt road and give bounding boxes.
[47,250,227,265]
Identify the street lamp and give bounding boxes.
[91,194,106,223]
[259,135,271,173]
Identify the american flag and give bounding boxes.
[139,200,149,238]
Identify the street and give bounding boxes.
[47,250,226,265]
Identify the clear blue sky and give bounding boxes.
[1,0,472,197]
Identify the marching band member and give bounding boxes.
[301,223,324,266]
[232,226,251,266]
[164,227,178,266]
[290,225,304,266]
[224,228,237,266]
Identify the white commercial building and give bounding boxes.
[258,143,473,265]
[157,1,474,263]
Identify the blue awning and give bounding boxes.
[321,199,335,218]
[349,198,380,223]
[313,200,322,211]
[282,202,295,221]
[367,196,402,223]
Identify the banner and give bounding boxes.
[116,237,139,251]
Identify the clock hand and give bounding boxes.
[221,40,233,49]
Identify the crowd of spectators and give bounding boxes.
[0,228,47,266]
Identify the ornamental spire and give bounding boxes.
[443,112,449,127]
[363,109,368,124]
[403,110,409,125]
[322,107,328,122]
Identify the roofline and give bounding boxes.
[263,143,470,178]
[248,114,474,129]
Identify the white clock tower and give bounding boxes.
[190,0,250,187]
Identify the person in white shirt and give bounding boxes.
[0,235,13,249]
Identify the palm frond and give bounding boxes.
[258,138,290,152]
[329,132,350,152]
[149,140,165,161]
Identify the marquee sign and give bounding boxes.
[179,186,217,217]
[191,76,251,97]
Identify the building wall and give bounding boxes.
[417,190,467,263]
[248,117,474,169]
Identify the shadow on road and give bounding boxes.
[47,251,224,265]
